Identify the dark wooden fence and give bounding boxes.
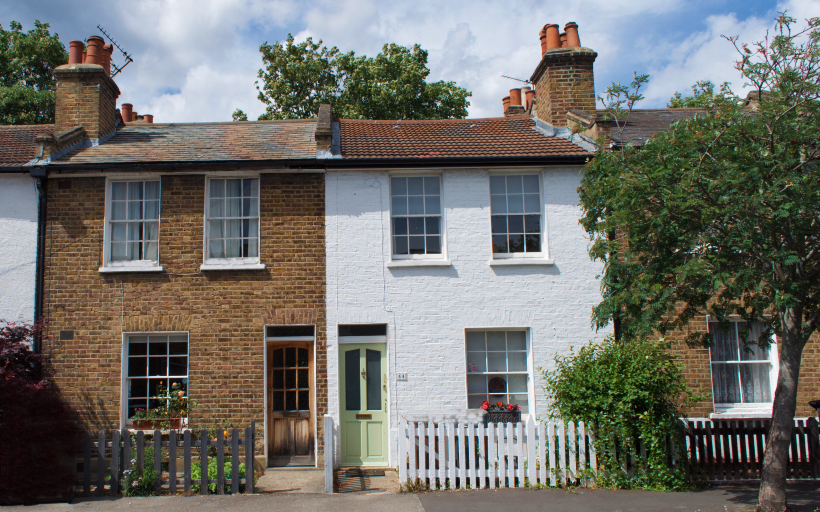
[685,418,820,482]
[78,422,255,497]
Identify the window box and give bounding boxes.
[484,410,521,425]
[132,418,183,430]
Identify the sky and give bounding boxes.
[2,0,818,122]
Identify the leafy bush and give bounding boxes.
[191,457,250,494]
[542,337,701,490]
[122,445,158,497]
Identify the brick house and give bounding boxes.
[34,35,330,468]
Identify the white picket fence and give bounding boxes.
[398,417,596,489]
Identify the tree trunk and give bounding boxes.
[757,307,807,512]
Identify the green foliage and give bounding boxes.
[191,457,248,494]
[579,14,820,348]
[256,34,470,120]
[0,20,67,125]
[668,80,727,108]
[232,109,248,121]
[122,445,158,497]
[542,337,699,490]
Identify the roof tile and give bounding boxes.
[0,124,53,166]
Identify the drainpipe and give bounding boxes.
[30,167,47,354]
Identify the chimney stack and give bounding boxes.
[53,35,120,141]
[530,21,596,127]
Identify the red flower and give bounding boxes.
[497,402,503,408]
[481,403,489,410]
[507,404,515,411]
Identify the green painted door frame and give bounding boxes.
[340,343,388,467]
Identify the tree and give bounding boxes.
[256,34,471,120]
[232,108,248,121]
[668,80,725,108]
[578,15,820,512]
[0,20,68,125]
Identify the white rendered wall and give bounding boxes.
[325,167,608,466]
[0,174,38,324]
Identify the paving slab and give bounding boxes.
[255,467,326,493]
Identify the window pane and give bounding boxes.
[408,177,424,195]
[467,374,486,394]
[285,348,296,367]
[526,234,541,252]
[247,239,258,258]
[740,364,771,403]
[466,332,485,351]
[129,342,148,356]
[492,235,508,253]
[522,175,539,193]
[286,391,296,410]
[392,196,407,216]
[112,201,126,220]
[487,332,505,351]
[145,242,158,261]
[298,368,309,388]
[148,357,166,376]
[488,376,507,393]
[226,198,241,217]
[226,219,241,238]
[506,175,523,194]
[111,242,127,261]
[508,215,524,233]
[209,198,224,218]
[710,324,739,361]
[112,182,127,200]
[391,177,407,195]
[344,349,360,411]
[508,352,527,371]
[272,391,284,411]
[144,181,160,200]
[524,194,540,213]
[507,194,524,214]
[509,394,528,414]
[242,219,250,237]
[225,179,241,197]
[424,176,440,194]
[169,342,187,355]
[507,331,526,350]
[226,239,241,258]
[129,379,148,398]
[408,217,425,235]
[127,242,141,261]
[489,217,506,235]
[128,357,147,377]
[508,374,528,393]
[298,390,309,411]
[490,195,507,214]
[741,323,771,361]
[408,196,424,215]
[393,218,408,236]
[426,236,441,254]
[243,178,258,197]
[128,201,143,220]
[145,222,159,241]
[272,348,283,368]
[127,222,142,241]
[248,219,258,238]
[209,220,223,239]
[272,370,284,389]
[712,363,741,403]
[487,352,506,372]
[366,349,381,410]
[128,182,143,200]
[144,201,159,220]
[425,195,441,215]
[489,175,506,194]
[209,240,224,259]
[524,215,540,233]
[298,348,308,367]
[169,357,187,376]
[112,223,126,241]
[285,369,296,389]
[509,234,525,253]
[468,395,485,409]
[210,179,225,198]
[467,352,486,372]
[408,236,425,254]
[393,236,408,255]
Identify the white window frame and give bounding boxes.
[120,331,189,429]
[707,319,779,418]
[100,177,164,273]
[488,171,551,263]
[201,175,265,271]
[464,327,535,417]
[388,173,447,261]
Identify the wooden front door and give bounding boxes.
[268,344,314,466]
[340,343,388,466]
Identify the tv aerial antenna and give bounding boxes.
[97,25,133,78]
[501,75,532,84]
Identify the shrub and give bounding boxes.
[122,445,158,497]
[541,337,701,491]
[0,320,82,504]
[191,457,250,494]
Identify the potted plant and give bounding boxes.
[130,383,196,430]
[481,400,521,424]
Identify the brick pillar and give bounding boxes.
[530,48,597,127]
[54,64,121,140]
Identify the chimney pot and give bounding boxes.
[143,115,153,123]
[102,44,113,76]
[132,111,138,122]
[560,33,568,48]
[121,104,133,123]
[85,36,105,65]
[565,22,581,48]
[68,41,84,64]
[509,88,522,106]
[502,95,511,114]
[521,86,534,110]
[545,24,560,52]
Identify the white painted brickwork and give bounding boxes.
[0,175,38,323]
[325,167,607,466]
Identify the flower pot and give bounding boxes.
[484,410,521,425]
[132,418,183,430]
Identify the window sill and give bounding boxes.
[99,266,164,274]
[200,263,266,271]
[386,260,452,268]
[489,258,554,266]
[710,409,772,419]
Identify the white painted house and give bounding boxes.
[0,125,51,325]
[324,115,608,467]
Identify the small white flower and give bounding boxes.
[131,482,138,487]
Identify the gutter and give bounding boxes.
[30,167,47,353]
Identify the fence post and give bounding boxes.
[153,429,161,493]
[169,430,177,495]
[136,431,145,474]
[122,429,131,485]
[807,417,820,479]
[184,430,192,494]
[245,423,254,494]
[97,431,106,496]
[216,428,225,495]
[201,429,209,495]
[324,415,334,493]
[231,428,240,494]
[110,430,120,494]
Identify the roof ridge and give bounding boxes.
[338,116,533,124]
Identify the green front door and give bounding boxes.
[340,343,387,466]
